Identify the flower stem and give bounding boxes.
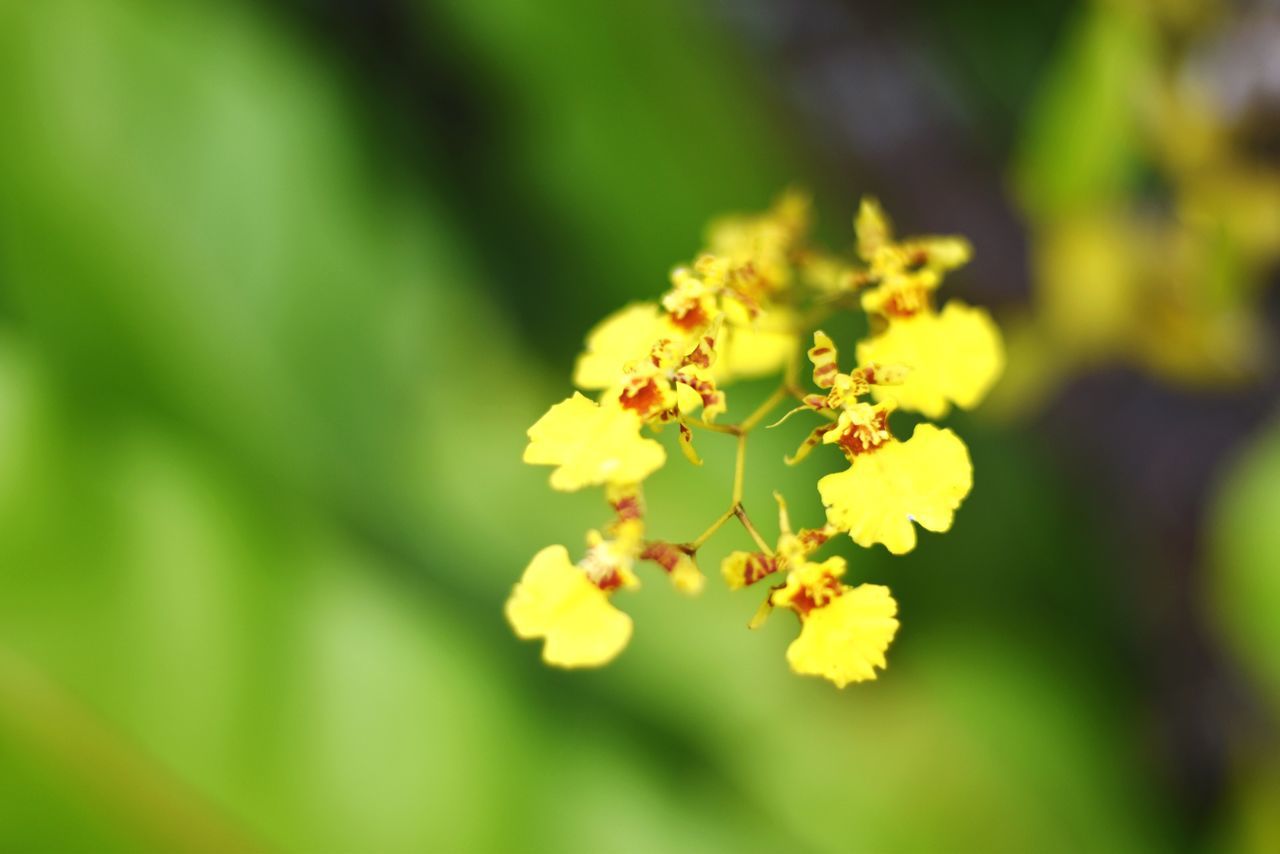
[734,504,774,554]
[739,386,789,432]
[682,379,797,556]
[732,432,747,505]
[688,505,737,551]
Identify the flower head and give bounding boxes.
[791,331,974,553]
[721,497,899,687]
[513,192,1000,687]
[856,197,973,284]
[844,198,1004,416]
[705,188,811,298]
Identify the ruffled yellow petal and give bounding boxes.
[817,424,973,554]
[786,584,899,687]
[712,309,800,383]
[857,301,1004,418]
[524,393,665,491]
[675,381,704,415]
[573,303,665,389]
[505,545,633,668]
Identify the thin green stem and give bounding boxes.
[677,354,810,556]
[688,505,737,552]
[732,432,747,505]
[734,504,773,554]
[738,386,789,433]
[682,418,739,436]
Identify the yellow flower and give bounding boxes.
[524,392,666,490]
[514,190,996,689]
[571,241,800,395]
[580,529,642,591]
[505,545,633,668]
[855,197,972,275]
[859,268,941,318]
[598,331,728,466]
[664,260,725,334]
[573,302,667,390]
[818,423,972,554]
[857,301,1005,418]
[609,339,725,423]
[781,331,908,465]
[705,188,811,296]
[785,583,899,688]
[852,197,979,326]
[770,555,849,611]
[710,308,800,383]
[822,401,895,455]
[718,498,895,688]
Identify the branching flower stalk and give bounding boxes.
[507,192,1005,687]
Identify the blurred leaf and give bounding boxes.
[1012,1,1152,218]
[1210,413,1280,713]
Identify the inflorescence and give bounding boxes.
[507,192,1004,687]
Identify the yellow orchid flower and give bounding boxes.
[705,188,811,297]
[721,497,898,687]
[515,192,1000,687]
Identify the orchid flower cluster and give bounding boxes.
[506,192,1004,687]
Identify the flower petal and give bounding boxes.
[786,584,899,687]
[817,424,973,554]
[720,550,780,590]
[855,196,893,260]
[505,545,633,668]
[573,302,665,389]
[524,393,666,490]
[857,301,1004,418]
[711,310,800,383]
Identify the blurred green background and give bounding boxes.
[1,0,1279,851]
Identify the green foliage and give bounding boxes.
[0,0,1209,850]
[1011,2,1152,217]
[1211,417,1280,712]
